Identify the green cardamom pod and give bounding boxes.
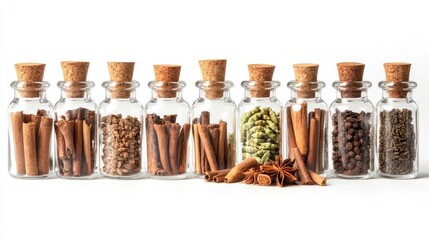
[259,142,279,150]
[242,121,254,130]
[249,126,264,133]
[253,120,267,126]
[248,112,262,122]
[242,146,258,154]
[261,151,271,164]
[251,132,268,139]
[266,120,280,133]
[269,110,278,124]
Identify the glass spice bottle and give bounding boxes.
[8,63,54,178]
[329,62,375,179]
[146,65,191,179]
[284,64,328,176]
[98,62,144,178]
[376,62,418,179]
[238,64,282,164]
[191,59,236,176]
[54,62,97,179]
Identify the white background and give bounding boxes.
[1,0,428,239]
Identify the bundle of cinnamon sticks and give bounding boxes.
[287,103,326,174]
[146,113,191,176]
[55,108,96,177]
[193,111,234,175]
[10,110,53,176]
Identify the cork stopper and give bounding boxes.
[384,62,411,98]
[107,62,135,98]
[199,59,227,99]
[248,64,275,97]
[154,64,181,98]
[15,63,46,98]
[337,62,365,98]
[61,61,89,98]
[293,63,319,98]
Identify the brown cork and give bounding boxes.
[15,63,46,98]
[107,62,135,98]
[337,62,365,98]
[384,62,411,98]
[248,64,275,97]
[154,64,181,98]
[199,59,226,99]
[61,61,89,98]
[293,63,319,98]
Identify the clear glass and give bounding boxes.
[237,81,282,164]
[191,80,236,176]
[98,81,144,179]
[54,81,98,179]
[329,81,375,179]
[8,81,54,178]
[376,81,418,179]
[284,81,328,176]
[145,81,191,179]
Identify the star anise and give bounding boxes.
[243,167,262,184]
[261,157,297,187]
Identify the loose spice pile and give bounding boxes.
[10,110,53,176]
[146,114,190,176]
[55,108,96,176]
[205,156,326,187]
[193,111,234,174]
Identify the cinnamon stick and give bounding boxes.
[37,117,52,175]
[197,124,219,171]
[257,174,272,186]
[291,102,308,157]
[315,109,325,173]
[83,121,92,176]
[213,175,226,183]
[218,120,227,169]
[307,117,319,172]
[166,122,181,174]
[227,142,235,168]
[292,147,313,185]
[210,125,220,163]
[193,121,202,174]
[286,106,298,159]
[10,112,25,174]
[204,168,231,182]
[56,120,75,176]
[23,122,38,176]
[225,157,260,183]
[154,123,171,174]
[178,123,190,174]
[308,170,326,186]
[74,120,83,176]
[55,123,65,176]
[200,111,210,172]
[147,114,161,174]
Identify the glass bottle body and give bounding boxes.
[191,81,236,176]
[284,81,328,175]
[376,81,418,178]
[8,81,54,178]
[329,81,375,179]
[98,81,144,179]
[54,81,98,179]
[145,81,191,179]
[237,81,282,164]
